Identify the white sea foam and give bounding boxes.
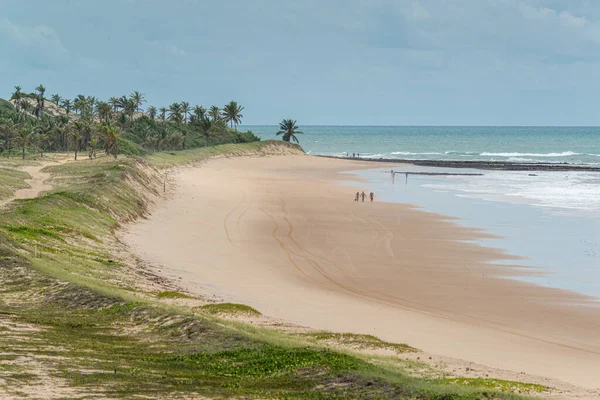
[423,171,600,215]
[390,151,443,156]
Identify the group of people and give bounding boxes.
[355,191,374,202]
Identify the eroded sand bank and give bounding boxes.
[124,154,600,389]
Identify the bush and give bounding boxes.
[117,137,147,156]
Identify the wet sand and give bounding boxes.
[123,154,600,390]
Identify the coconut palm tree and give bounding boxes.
[191,105,206,123]
[276,119,303,143]
[168,103,183,124]
[71,120,90,160]
[74,95,87,115]
[109,97,121,113]
[123,99,136,120]
[0,119,20,157]
[222,101,244,130]
[15,125,35,159]
[100,122,121,158]
[11,86,23,112]
[209,106,221,122]
[159,107,167,124]
[199,117,213,147]
[130,91,145,112]
[86,96,97,117]
[51,94,62,105]
[97,101,112,122]
[181,101,191,124]
[35,118,54,156]
[35,84,46,118]
[62,99,73,115]
[36,133,50,157]
[147,105,157,119]
[88,136,98,159]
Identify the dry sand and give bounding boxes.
[123,154,600,390]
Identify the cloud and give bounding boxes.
[0,17,67,53]
[0,17,69,68]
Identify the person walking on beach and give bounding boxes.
[370,192,374,202]
[355,191,360,202]
[360,191,366,202]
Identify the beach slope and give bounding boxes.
[124,154,600,390]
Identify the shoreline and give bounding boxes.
[123,154,600,391]
[316,155,600,171]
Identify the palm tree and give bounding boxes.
[74,95,87,116]
[86,96,97,117]
[130,91,145,112]
[71,120,89,160]
[35,118,54,157]
[276,119,303,143]
[62,99,73,115]
[0,119,20,157]
[222,101,244,130]
[209,105,221,122]
[117,95,128,111]
[97,101,112,122]
[35,84,46,118]
[36,133,50,157]
[168,103,183,124]
[11,86,23,112]
[15,125,35,159]
[159,107,167,124]
[51,94,62,105]
[100,122,121,158]
[147,105,157,119]
[123,99,136,120]
[88,136,98,159]
[181,101,191,123]
[109,97,121,113]
[192,105,206,123]
[199,117,213,147]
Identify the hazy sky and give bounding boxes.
[2,0,600,125]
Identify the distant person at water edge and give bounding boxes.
[355,192,360,202]
[370,192,374,202]
[361,191,366,202]
[353,153,355,157]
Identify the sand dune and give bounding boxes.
[124,154,600,390]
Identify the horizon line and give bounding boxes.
[239,124,600,128]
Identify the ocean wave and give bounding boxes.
[480,151,580,157]
[390,151,443,156]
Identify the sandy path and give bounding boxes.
[123,155,600,390]
[0,162,57,209]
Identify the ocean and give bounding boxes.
[245,125,600,299]
[243,125,600,165]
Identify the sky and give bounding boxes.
[2,0,600,126]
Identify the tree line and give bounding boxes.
[0,85,255,160]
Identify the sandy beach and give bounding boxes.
[124,154,600,390]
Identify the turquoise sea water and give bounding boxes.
[243,125,600,165]
[244,125,600,299]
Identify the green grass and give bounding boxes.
[0,142,537,399]
[156,291,194,299]
[440,378,549,394]
[200,302,262,317]
[304,332,417,354]
[0,167,30,201]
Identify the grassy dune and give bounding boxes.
[0,142,543,399]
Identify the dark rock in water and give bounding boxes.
[316,155,600,172]
[529,174,538,176]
